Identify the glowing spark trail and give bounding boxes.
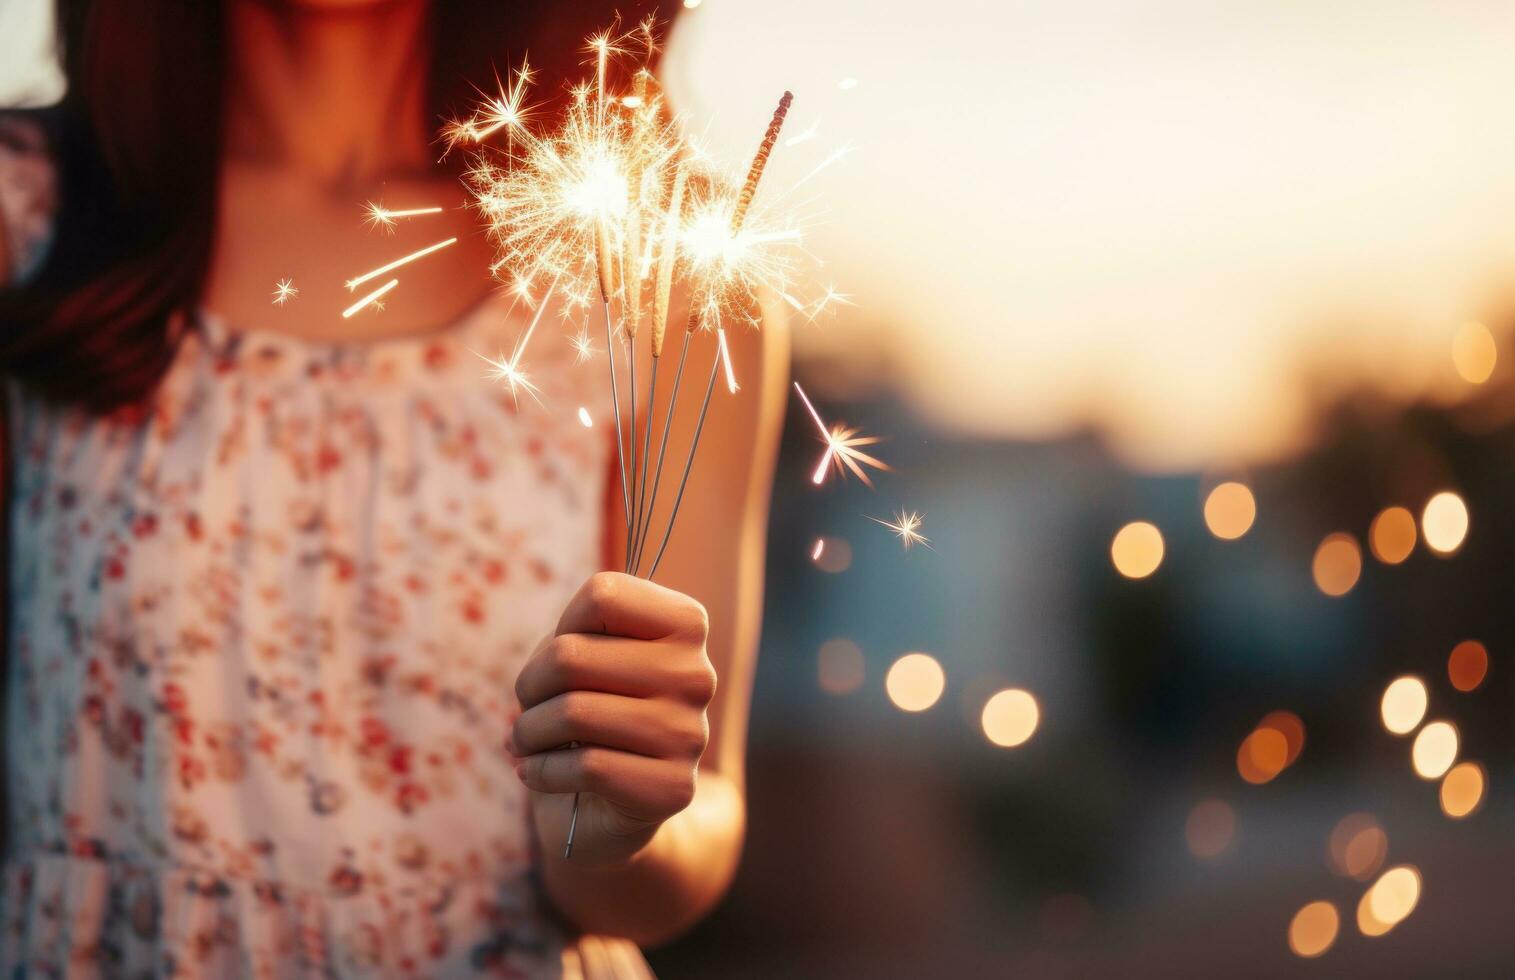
[341,279,398,318]
[473,349,543,407]
[345,238,458,291]
[364,203,444,231]
[578,406,594,427]
[271,279,298,306]
[870,510,931,550]
[718,328,739,393]
[793,382,889,486]
[812,538,825,561]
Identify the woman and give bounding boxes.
[0,0,786,975]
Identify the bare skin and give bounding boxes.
[201,0,786,948]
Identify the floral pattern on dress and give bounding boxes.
[3,299,613,978]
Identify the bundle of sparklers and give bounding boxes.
[438,21,819,857]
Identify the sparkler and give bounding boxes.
[271,279,298,306]
[451,22,812,857]
[793,381,889,486]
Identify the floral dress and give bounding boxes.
[1,117,629,978]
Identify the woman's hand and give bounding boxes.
[511,572,716,866]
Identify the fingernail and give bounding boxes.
[513,760,528,782]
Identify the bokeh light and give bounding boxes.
[1184,799,1236,860]
[1411,720,1459,779]
[1203,482,1256,540]
[1446,639,1488,692]
[1327,813,1387,881]
[1366,866,1422,931]
[812,536,853,574]
[1367,506,1417,564]
[1379,676,1428,735]
[1311,533,1362,597]
[1439,761,1486,819]
[1111,521,1164,579]
[980,688,1039,748]
[1258,710,1306,766]
[1420,491,1469,555]
[1237,726,1289,784]
[885,653,945,713]
[1287,900,1339,959]
[1451,321,1497,383]
[817,638,865,696]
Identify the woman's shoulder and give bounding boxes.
[0,112,58,287]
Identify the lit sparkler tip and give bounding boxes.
[869,510,931,551]
[271,278,298,306]
[341,278,399,318]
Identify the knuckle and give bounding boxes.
[668,772,697,812]
[577,747,611,788]
[548,635,581,679]
[681,657,718,704]
[558,691,593,730]
[682,596,710,638]
[585,572,620,612]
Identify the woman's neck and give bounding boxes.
[224,0,433,185]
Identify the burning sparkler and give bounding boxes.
[793,381,889,486]
[449,20,814,858]
[271,279,298,306]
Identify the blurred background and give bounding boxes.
[6,0,1514,975]
[653,1,1515,976]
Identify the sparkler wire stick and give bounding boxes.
[631,355,658,572]
[630,331,690,574]
[647,345,722,581]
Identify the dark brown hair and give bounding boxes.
[0,0,677,412]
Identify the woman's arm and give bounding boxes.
[512,308,789,945]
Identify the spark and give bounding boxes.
[793,382,889,487]
[578,406,594,427]
[364,202,444,231]
[271,279,298,306]
[838,77,859,90]
[570,330,598,362]
[473,349,544,407]
[345,238,458,292]
[717,327,739,392]
[785,120,820,148]
[341,279,398,318]
[792,143,855,190]
[812,538,825,561]
[870,510,931,550]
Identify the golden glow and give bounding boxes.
[1366,866,1421,930]
[1440,761,1486,818]
[1411,720,1458,779]
[1237,727,1289,785]
[793,382,890,487]
[1311,533,1361,597]
[341,278,399,318]
[271,278,298,306]
[870,510,930,551]
[1110,522,1164,579]
[812,536,852,574]
[1184,799,1236,860]
[1203,482,1256,540]
[885,653,946,713]
[981,689,1039,747]
[1452,321,1497,383]
[1328,814,1387,881]
[1368,506,1417,564]
[817,638,865,696]
[1447,640,1488,692]
[1421,491,1469,554]
[1380,676,1428,735]
[1288,901,1339,959]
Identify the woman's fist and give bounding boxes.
[511,572,715,864]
